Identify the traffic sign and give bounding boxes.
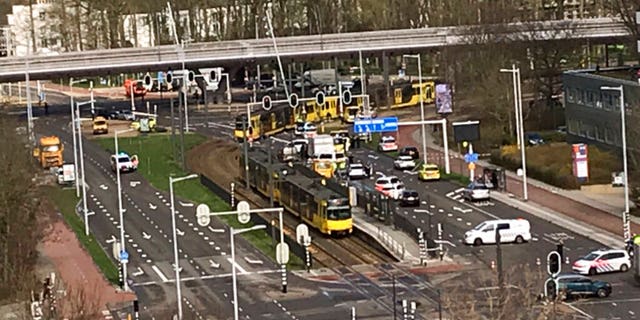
[354,117,398,134]
[296,224,309,244]
[237,201,250,224]
[157,71,164,84]
[468,162,476,171]
[120,250,129,264]
[276,243,290,264]
[196,204,211,227]
[464,152,479,163]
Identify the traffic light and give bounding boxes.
[342,89,352,105]
[187,71,195,83]
[165,72,173,85]
[262,95,272,110]
[316,91,325,106]
[288,93,298,108]
[544,278,558,300]
[547,251,561,276]
[142,73,153,90]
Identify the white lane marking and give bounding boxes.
[130,181,141,187]
[209,226,225,233]
[142,232,151,240]
[179,201,194,207]
[453,206,472,213]
[152,265,169,282]
[149,203,157,210]
[176,229,184,236]
[227,258,247,274]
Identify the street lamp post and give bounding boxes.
[115,128,135,292]
[500,66,528,200]
[169,174,199,320]
[69,78,87,197]
[264,3,289,98]
[403,54,428,165]
[75,99,96,236]
[601,85,631,241]
[231,225,267,320]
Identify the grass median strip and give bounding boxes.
[96,133,304,269]
[45,186,119,284]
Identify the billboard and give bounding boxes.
[452,121,480,143]
[435,83,453,114]
[572,144,589,180]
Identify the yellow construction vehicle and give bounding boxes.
[92,116,109,134]
[33,136,64,169]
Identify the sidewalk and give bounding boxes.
[406,126,639,244]
[41,206,136,318]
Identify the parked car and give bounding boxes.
[375,176,401,191]
[399,146,420,160]
[462,182,490,201]
[464,219,531,246]
[525,132,544,146]
[394,155,416,170]
[380,183,405,200]
[399,190,420,207]
[378,136,398,152]
[418,163,441,181]
[572,249,631,275]
[348,163,368,180]
[556,274,612,300]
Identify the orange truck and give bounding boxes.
[33,135,64,168]
[124,79,147,97]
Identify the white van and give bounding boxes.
[464,219,531,246]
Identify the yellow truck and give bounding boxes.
[33,136,63,169]
[92,116,108,135]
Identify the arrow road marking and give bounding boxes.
[453,207,472,213]
[179,201,193,207]
[244,257,264,265]
[105,235,116,244]
[149,203,157,210]
[142,232,151,240]
[99,184,108,190]
[434,240,457,247]
[209,260,220,269]
[129,181,141,187]
[208,227,225,233]
[151,265,169,282]
[132,267,144,277]
[172,264,183,273]
[176,229,184,236]
[368,154,379,160]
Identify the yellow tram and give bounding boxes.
[241,148,353,236]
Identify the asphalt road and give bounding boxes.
[28,93,640,319]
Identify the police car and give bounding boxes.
[110,152,138,173]
[572,249,631,275]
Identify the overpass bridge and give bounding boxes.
[0,17,630,82]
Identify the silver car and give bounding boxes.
[462,182,490,201]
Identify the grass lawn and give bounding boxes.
[95,133,304,269]
[44,186,119,284]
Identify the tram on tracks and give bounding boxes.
[240,148,353,236]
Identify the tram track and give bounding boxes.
[187,138,396,268]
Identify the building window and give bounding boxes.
[576,88,584,104]
[585,91,594,107]
[602,93,612,110]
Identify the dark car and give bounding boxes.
[556,274,611,300]
[525,132,544,146]
[399,146,420,160]
[399,190,420,207]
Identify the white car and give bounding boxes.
[462,182,490,201]
[348,163,368,179]
[378,136,398,152]
[464,219,531,246]
[572,249,631,275]
[394,155,416,170]
[295,122,317,138]
[380,183,405,200]
[375,176,401,191]
[110,152,138,173]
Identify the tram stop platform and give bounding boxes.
[351,208,459,268]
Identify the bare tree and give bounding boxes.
[443,264,574,319]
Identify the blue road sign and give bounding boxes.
[119,250,129,263]
[464,152,479,163]
[157,71,164,84]
[354,117,398,134]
